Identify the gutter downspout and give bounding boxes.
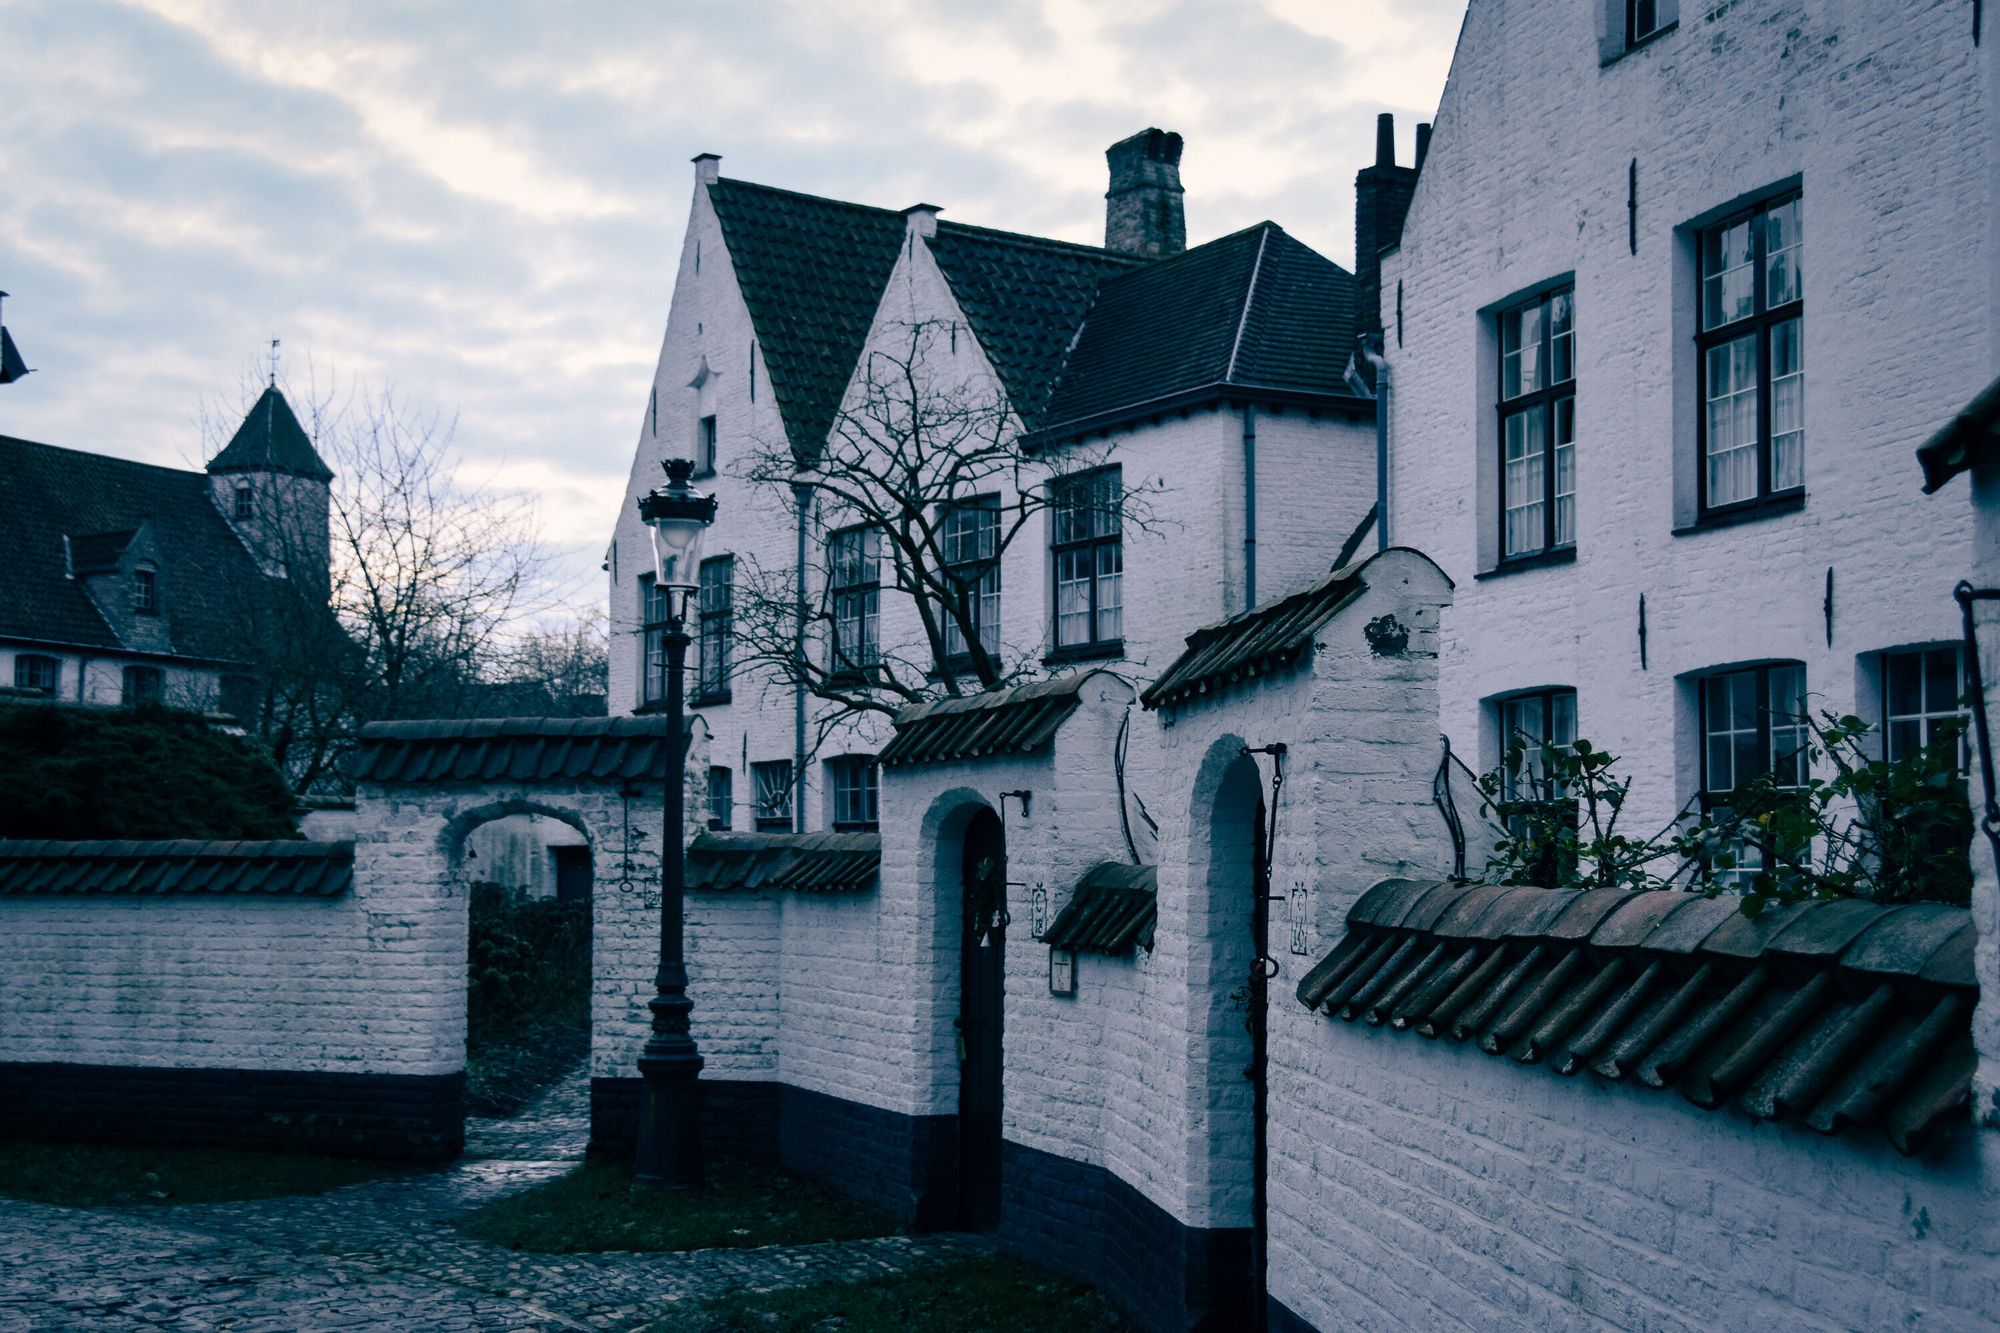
[1359,333,1391,551]
[1242,404,1257,608]
[791,481,813,832]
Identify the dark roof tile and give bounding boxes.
[206,386,332,480]
[880,671,1105,768]
[0,840,350,896]
[1044,861,1157,954]
[353,716,684,784]
[684,830,879,894]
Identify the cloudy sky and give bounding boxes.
[0,0,1463,608]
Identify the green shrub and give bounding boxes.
[0,703,298,840]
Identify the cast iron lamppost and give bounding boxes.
[634,456,717,1188]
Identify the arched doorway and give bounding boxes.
[957,805,1007,1231]
[1191,747,1269,1327]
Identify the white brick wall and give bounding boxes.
[1383,0,1995,844]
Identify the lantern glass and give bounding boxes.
[647,514,708,590]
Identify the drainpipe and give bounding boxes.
[1359,333,1391,551]
[791,481,813,832]
[1241,404,1258,608]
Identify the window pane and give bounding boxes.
[1769,317,1804,491]
[1553,396,1576,548]
[1887,650,1923,718]
[1549,691,1577,748]
[1923,648,1960,715]
[1764,198,1802,306]
[1768,665,1808,788]
[1095,541,1123,642]
[1503,406,1547,557]
[1705,335,1759,505]
[1056,548,1092,645]
[1549,291,1574,386]
[1502,301,1544,399]
[1702,219,1756,329]
[1888,719,1923,764]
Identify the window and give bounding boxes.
[694,414,718,479]
[1052,466,1123,653]
[707,766,734,831]
[1496,688,1578,803]
[1497,288,1576,561]
[1698,194,1803,512]
[640,575,671,705]
[697,556,733,703]
[133,567,158,615]
[828,525,881,674]
[941,496,1001,665]
[122,664,164,705]
[1883,648,1967,767]
[1627,0,1677,45]
[233,484,255,519]
[752,760,793,832]
[1699,662,1808,887]
[13,654,56,694]
[829,757,880,831]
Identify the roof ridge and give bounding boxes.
[933,219,1145,263]
[0,435,204,483]
[1224,226,1273,383]
[708,175,903,219]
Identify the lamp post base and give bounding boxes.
[632,1043,705,1189]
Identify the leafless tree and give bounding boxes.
[729,319,1160,749]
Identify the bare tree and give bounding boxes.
[729,319,1160,748]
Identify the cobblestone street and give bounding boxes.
[0,1071,982,1331]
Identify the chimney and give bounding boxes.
[900,203,942,239]
[692,152,721,185]
[1353,114,1422,339]
[1104,128,1185,259]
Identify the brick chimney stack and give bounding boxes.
[1104,128,1186,259]
[1353,113,1426,338]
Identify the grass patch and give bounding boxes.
[649,1255,1123,1332]
[459,1156,901,1253]
[0,1140,405,1207]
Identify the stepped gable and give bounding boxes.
[705,178,907,455]
[1298,879,1979,1154]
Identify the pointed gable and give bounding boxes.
[206,385,332,481]
[925,222,1143,430]
[704,178,907,454]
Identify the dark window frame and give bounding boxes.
[752,760,794,832]
[1697,661,1809,887]
[233,484,255,519]
[827,524,882,677]
[133,566,159,616]
[13,654,57,694]
[1494,687,1579,804]
[693,414,718,480]
[1695,191,1804,518]
[697,555,734,705]
[828,756,880,832]
[706,765,733,831]
[1626,0,1678,47]
[1881,646,1968,769]
[639,574,671,706]
[940,494,1001,671]
[1050,466,1123,655]
[121,664,164,705]
[1496,287,1577,563]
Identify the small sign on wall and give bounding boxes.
[1289,880,1309,955]
[1030,883,1049,939]
[1048,947,1076,996]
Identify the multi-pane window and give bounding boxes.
[941,496,1001,664]
[752,760,793,832]
[639,575,671,705]
[829,757,880,832]
[1052,467,1123,652]
[133,567,158,615]
[1496,688,1578,803]
[1700,663,1808,887]
[694,415,718,478]
[697,555,733,703]
[13,654,56,694]
[828,525,881,673]
[1628,0,1677,45]
[122,664,164,705]
[1883,647,1967,767]
[706,766,733,832]
[234,485,254,519]
[1498,288,1576,560]
[1699,194,1803,511]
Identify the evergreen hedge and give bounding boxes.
[0,703,298,841]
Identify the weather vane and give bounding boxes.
[268,337,281,387]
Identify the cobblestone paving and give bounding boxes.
[0,1069,982,1331]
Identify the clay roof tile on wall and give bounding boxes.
[0,840,352,896]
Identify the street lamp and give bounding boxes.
[634,455,717,1188]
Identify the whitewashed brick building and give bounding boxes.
[1381,0,1997,849]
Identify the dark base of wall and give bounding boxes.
[0,1061,463,1162]
[1268,1296,1318,1333]
[778,1084,958,1231]
[588,1076,779,1163]
[1001,1139,1254,1333]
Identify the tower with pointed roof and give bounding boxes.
[206,384,334,590]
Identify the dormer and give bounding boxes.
[69,522,173,654]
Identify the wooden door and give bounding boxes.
[957,807,1006,1231]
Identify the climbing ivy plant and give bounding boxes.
[1477,711,1971,914]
